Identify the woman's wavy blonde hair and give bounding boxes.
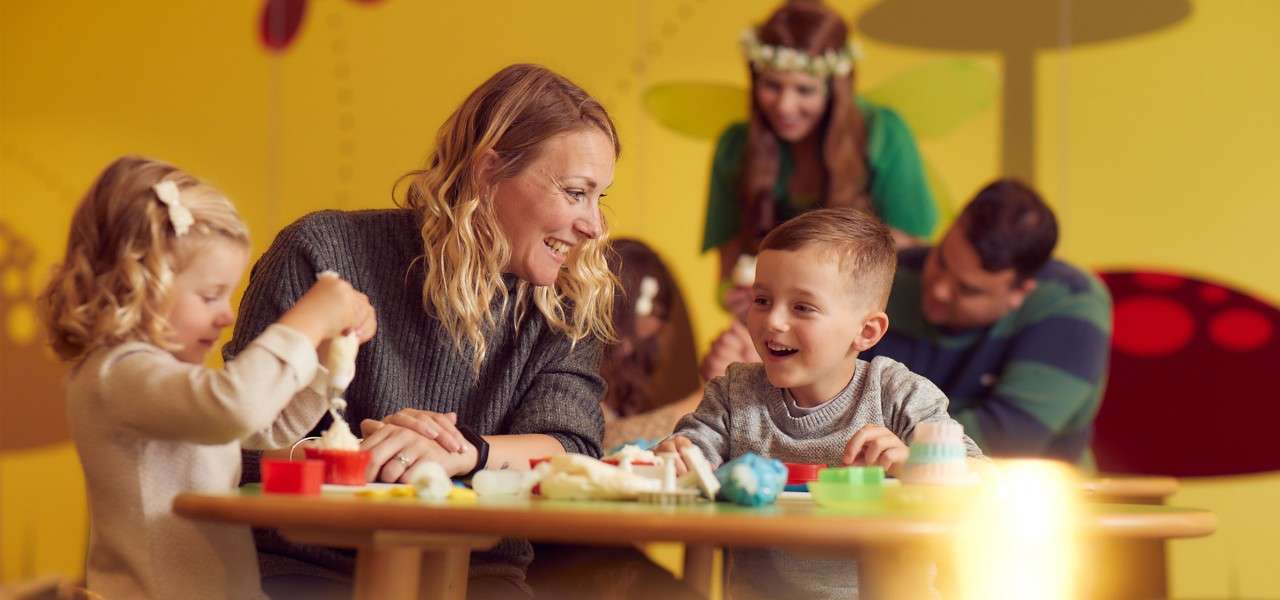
[400,64,620,370]
[38,156,249,363]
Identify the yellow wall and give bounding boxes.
[3,1,1277,595]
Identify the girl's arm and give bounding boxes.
[240,381,329,450]
[98,324,321,445]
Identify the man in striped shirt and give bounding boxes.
[861,179,1111,464]
[701,179,1112,464]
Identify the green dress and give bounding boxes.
[701,98,938,251]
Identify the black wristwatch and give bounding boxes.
[458,425,489,478]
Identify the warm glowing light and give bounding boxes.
[954,459,1082,600]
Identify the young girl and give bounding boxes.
[37,156,375,600]
[599,238,701,450]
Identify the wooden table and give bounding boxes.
[1081,475,1179,504]
[174,486,1214,600]
[1077,475,1181,599]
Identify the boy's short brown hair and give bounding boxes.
[759,207,897,309]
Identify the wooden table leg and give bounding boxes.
[1085,494,1169,599]
[856,546,935,600]
[281,529,498,600]
[1082,538,1167,600]
[682,544,716,599]
[354,546,423,600]
[419,547,473,600]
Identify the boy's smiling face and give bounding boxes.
[746,245,888,406]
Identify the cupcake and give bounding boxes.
[900,421,972,485]
[305,417,370,485]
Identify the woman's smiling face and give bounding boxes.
[754,68,829,143]
[492,127,615,286]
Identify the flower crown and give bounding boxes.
[739,29,859,78]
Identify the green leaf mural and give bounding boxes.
[862,59,996,139]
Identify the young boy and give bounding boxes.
[658,207,983,599]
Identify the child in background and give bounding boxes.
[599,238,702,449]
[37,157,376,600]
[658,207,983,600]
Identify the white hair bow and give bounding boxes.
[635,276,659,317]
[152,180,194,236]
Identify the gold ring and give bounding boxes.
[396,453,411,467]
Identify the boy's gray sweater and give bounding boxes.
[675,356,982,599]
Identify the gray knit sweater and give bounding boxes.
[675,356,982,600]
[226,209,606,585]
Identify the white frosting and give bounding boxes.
[678,445,721,499]
[319,414,360,450]
[604,444,658,464]
[731,464,758,494]
[409,462,452,500]
[538,454,660,500]
[324,332,359,392]
[472,469,535,497]
[659,452,678,492]
[311,273,362,452]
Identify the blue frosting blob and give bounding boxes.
[714,453,787,507]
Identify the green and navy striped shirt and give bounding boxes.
[864,248,1112,465]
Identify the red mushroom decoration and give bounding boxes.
[1094,270,1280,477]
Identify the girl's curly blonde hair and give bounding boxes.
[38,156,249,363]
[401,64,619,370]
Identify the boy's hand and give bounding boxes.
[280,275,377,345]
[654,436,695,476]
[842,425,909,476]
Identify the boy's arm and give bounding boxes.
[668,375,734,468]
[880,361,984,458]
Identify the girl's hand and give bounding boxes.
[842,425,909,476]
[723,285,753,322]
[359,419,477,481]
[279,276,377,345]
[890,227,922,250]
[699,320,760,381]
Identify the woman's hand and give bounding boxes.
[360,419,477,481]
[379,408,468,453]
[841,425,909,476]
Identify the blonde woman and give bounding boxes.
[228,65,622,596]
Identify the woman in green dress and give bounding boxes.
[706,0,937,316]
